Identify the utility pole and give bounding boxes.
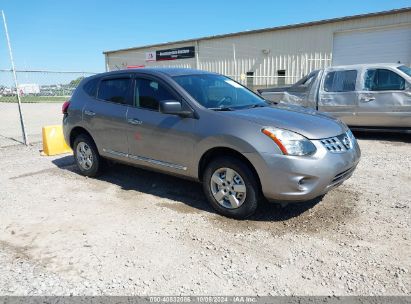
[2,10,28,145]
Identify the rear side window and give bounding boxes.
[302,72,317,87]
[324,70,357,92]
[83,78,99,97]
[134,78,175,111]
[364,69,405,91]
[296,70,319,87]
[97,78,133,105]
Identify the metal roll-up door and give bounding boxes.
[332,25,411,66]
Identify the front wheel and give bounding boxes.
[202,156,260,219]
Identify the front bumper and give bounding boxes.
[244,139,361,202]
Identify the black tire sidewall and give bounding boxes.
[73,134,101,177]
[203,156,259,219]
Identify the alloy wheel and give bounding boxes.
[210,167,247,209]
[76,142,93,170]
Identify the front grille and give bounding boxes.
[321,132,352,153]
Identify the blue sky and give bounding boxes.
[0,0,409,72]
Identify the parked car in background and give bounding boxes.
[1,87,16,96]
[63,68,360,219]
[258,64,411,133]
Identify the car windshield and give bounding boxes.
[173,74,268,110]
[397,65,411,77]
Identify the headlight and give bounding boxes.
[346,129,356,147]
[262,127,316,156]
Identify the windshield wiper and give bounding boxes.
[209,106,235,111]
[240,103,268,109]
[209,103,268,111]
[264,99,278,105]
[249,103,267,108]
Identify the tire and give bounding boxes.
[73,134,104,177]
[202,156,260,219]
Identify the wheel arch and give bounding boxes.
[198,147,262,191]
[69,126,95,149]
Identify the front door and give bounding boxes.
[126,76,195,174]
[318,69,359,126]
[357,68,411,128]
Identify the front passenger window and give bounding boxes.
[377,69,405,91]
[134,79,176,110]
[364,69,405,91]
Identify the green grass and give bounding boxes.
[0,95,67,103]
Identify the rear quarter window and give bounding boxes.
[83,77,100,97]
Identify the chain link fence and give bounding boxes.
[0,67,305,148]
[0,70,96,147]
[0,43,330,148]
[0,68,305,148]
[0,18,333,148]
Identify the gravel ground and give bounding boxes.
[0,102,63,147]
[0,132,410,296]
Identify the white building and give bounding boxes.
[103,8,411,88]
[17,83,40,95]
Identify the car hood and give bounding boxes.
[223,104,347,139]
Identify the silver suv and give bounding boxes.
[63,68,361,219]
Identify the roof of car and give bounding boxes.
[329,63,403,69]
[91,68,216,78]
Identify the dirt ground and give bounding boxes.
[0,132,410,296]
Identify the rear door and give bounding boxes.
[82,74,132,158]
[356,68,411,127]
[126,75,195,174]
[318,69,359,125]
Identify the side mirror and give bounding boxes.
[159,100,193,117]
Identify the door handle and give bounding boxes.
[84,110,96,116]
[321,97,332,101]
[360,97,375,103]
[128,118,143,125]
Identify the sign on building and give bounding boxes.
[145,51,156,62]
[146,46,195,62]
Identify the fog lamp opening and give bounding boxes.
[297,177,309,190]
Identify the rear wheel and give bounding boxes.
[73,134,104,177]
[202,156,259,219]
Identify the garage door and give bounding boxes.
[332,25,411,66]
